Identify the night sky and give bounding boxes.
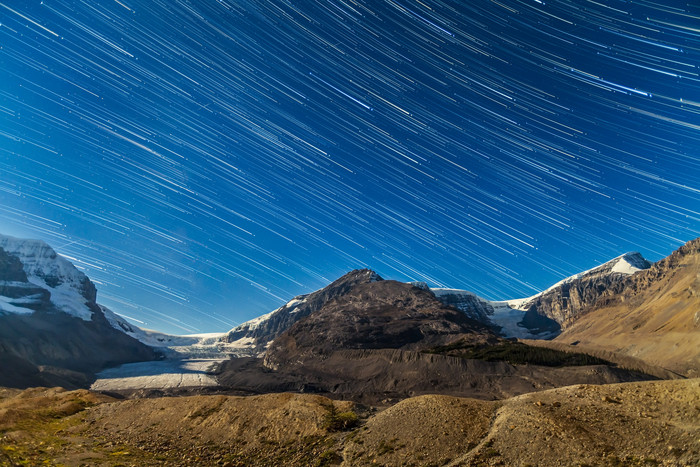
[1,0,698,334]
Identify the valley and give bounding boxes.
[0,233,698,465]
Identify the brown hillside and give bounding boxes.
[0,379,697,466]
[263,280,497,371]
[554,237,700,376]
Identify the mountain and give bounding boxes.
[88,238,691,397]
[221,269,383,354]
[552,237,700,376]
[262,278,497,370]
[212,252,653,355]
[10,229,687,395]
[384,252,650,342]
[0,234,158,388]
[508,251,651,328]
[0,235,98,320]
[218,270,653,403]
[421,247,699,375]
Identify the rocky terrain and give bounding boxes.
[0,378,697,466]
[553,237,700,376]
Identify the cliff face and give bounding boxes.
[430,288,495,323]
[519,252,651,327]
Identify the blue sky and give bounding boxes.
[1,0,698,334]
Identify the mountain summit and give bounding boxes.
[507,251,652,328]
[0,235,97,320]
[263,278,497,370]
[222,269,383,353]
[219,268,650,402]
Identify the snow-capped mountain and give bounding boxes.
[0,231,652,367]
[210,254,652,355]
[0,234,229,359]
[427,251,652,339]
[508,252,650,311]
[504,251,651,328]
[0,235,97,320]
[0,234,157,388]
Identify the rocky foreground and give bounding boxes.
[1,378,698,466]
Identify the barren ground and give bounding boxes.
[0,378,697,466]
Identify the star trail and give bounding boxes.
[1,0,698,334]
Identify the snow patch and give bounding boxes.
[285,297,307,313]
[0,295,34,314]
[40,282,93,320]
[234,309,275,332]
[611,252,646,275]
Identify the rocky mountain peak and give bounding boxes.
[329,268,383,286]
[613,252,651,273]
[507,250,653,329]
[0,234,159,387]
[554,237,700,376]
[651,237,700,271]
[222,268,384,350]
[263,279,497,369]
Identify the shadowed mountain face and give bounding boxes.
[0,237,158,389]
[554,237,700,376]
[263,280,497,370]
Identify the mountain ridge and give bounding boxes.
[221,268,383,354]
[552,236,700,376]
